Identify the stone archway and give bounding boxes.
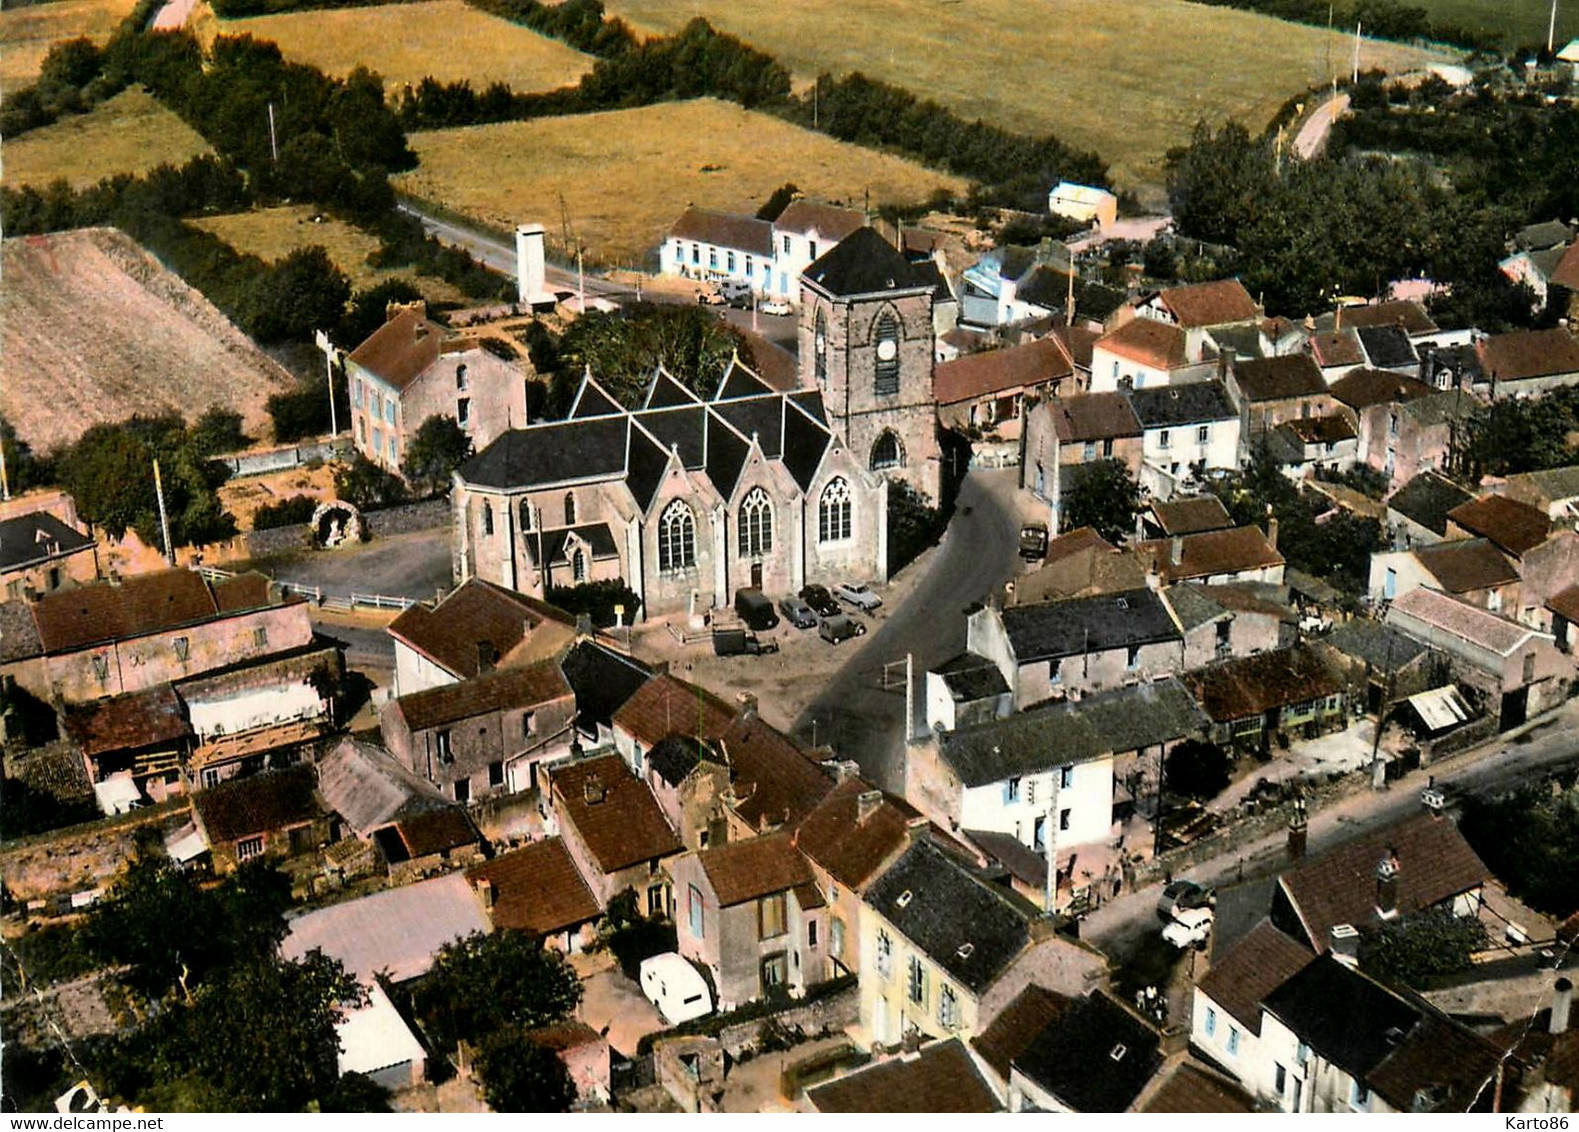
[310,499,365,548]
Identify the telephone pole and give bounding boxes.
[153,458,174,565]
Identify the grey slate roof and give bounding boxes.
[0,600,43,663]
[1126,381,1237,428]
[803,227,930,298]
[1357,324,1418,369]
[999,588,1181,664]
[0,511,94,573]
[932,651,1011,703]
[866,838,1035,993]
[522,523,619,566]
[559,639,651,732]
[935,678,1207,787]
[1261,955,1421,1082]
[646,734,718,787]
[1387,471,1476,537]
[317,737,459,837]
[1323,618,1431,673]
[1012,993,1164,1112]
[1162,583,1228,631]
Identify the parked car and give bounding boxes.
[1156,879,1216,923]
[712,627,778,656]
[1161,907,1214,950]
[778,595,818,629]
[800,584,841,619]
[759,299,793,316]
[1019,522,1049,560]
[697,288,726,306]
[719,280,752,306]
[819,614,866,645]
[833,581,883,611]
[734,587,779,631]
[639,953,713,1025]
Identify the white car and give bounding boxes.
[833,581,882,611]
[1161,907,1214,950]
[759,299,793,316]
[639,953,713,1025]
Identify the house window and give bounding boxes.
[488,761,504,787]
[522,711,536,738]
[456,363,468,391]
[874,313,901,396]
[688,884,705,938]
[1102,438,1114,458]
[173,637,189,662]
[254,626,268,648]
[1226,1027,1240,1057]
[809,240,818,261]
[907,955,926,1006]
[1205,1007,1217,1037]
[808,920,819,948]
[939,985,960,1029]
[1295,1042,1310,1068]
[739,487,773,557]
[436,729,453,765]
[1060,764,1074,789]
[818,478,852,542]
[1004,776,1021,803]
[830,918,845,957]
[782,235,792,255]
[658,500,696,572]
[1083,441,1097,461]
[237,836,264,861]
[761,953,787,989]
[745,255,754,276]
[1389,412,1399,437]
[564,492,576,526]
[385,400,396,425]
[759,892,788,940]
[690,244,700,266]
[708,248,718,270]
[457,397,471,427]
[1275,1064,1287,1095]
[726,251,736,272]
[1059,808,1071,831]
[648,885,665,917]
[1159,429,1171,449]
[871,431,903,471]
[521,500,533,530]
[1349,1080,1369,1109]
[1523,652,1536,683]
[202,767,221,789]
[572,549,587,582]
[482,502,494,537]
[814,309,827,384]
[454,778,470,803]
[876,930,893,977]
[353,380,362,408]
[1126,644,1141,670]
[1197,425,1210,444]
[1384,567,1397,599]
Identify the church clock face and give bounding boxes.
[876,338,898,362]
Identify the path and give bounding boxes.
[1294,91,1351,160]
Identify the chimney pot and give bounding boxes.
[1267,516,1279,551]
[735,692,758,719]
[476,877,496,909]
[857,789,883,824]
[1170,536,1184,567]
[584,776,605,805]
[1553,977,1574,1036]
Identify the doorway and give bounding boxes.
[750,561,763,589]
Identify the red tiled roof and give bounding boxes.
[31,570,222,653]
[1547,583,1579,623]
[397,806,482,858]
[933,336,1074,405]
[1051,323,1099,370]
[696,830,813,906]
[1196,920,1315,1035]
[1278,812,1489,952]
[390,658,573,733]
[1413,538,1519,594]
[347,306,448,392]
[551,754,681,873]
[1158,279,1258,328]
[1310,331,1365,368]
[719,713,833,831]
[1333,300,1437,335]
[468,838,600,935]
[1049,391,1142,442]
[1148,496,1233,536]
[612,673,735,748]
[525,1020,606,1053]
[1134,525,1283,583]
[668,206,773,257]
[1044,525,1117,561]
[971,985,1073,1080]
[388,579,575,680]
[773,200,867,242]
[807,1039,1001,1113]
[1329,368,1435,411]
[1138,1060,1257,1113]
[1367,1015,1504,1113]
[791,777,918,889]
[210,572,273,613]
[63,685,190,757]
[1281,415,1357,445]
[193,764,322,845]
[1098,318,1188,370]
[1388,587,1540,656]
[1478,327,1579,383]
[1233,354,1327,401]
[1551,241,1579,291]
[1182,646,1339,723]
[1447,493,1553,557]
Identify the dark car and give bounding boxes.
[1019,522,1049,561]
[818,614,866,645]
[1156,880,1216,923]
[778,595,818,629]
[800,584,841,619]
[734,587,779,632]
[712,627,779,656]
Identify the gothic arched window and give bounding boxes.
[564,492,577,526]
[819,478,852,543]
[739,487,773,557]
[874,312,900,396]
[482,500,494,537]
[871,431,904,471]
[572,549,587,582]
[814,309,828,385]
[658,499,696,572]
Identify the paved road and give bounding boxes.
[1085,699,1579,962]
[791,467,1022,793]
[1294,91,1351,160]
[261,528,454,604]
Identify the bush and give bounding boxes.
[1164,739,1231,801]
[333,455,408,511]
[886,479,944,574]
[546,579,641,628]
[252,494,319,530]
[1358,908,1487,988]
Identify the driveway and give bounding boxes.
[577,963,667,1059]
[259,528,453,603]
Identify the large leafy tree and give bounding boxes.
[548,303,754,413]
[1061,459,1142,544]
[476,1031,577,1113]
[1459,783,1579,917]
[401,414,473,497]
[412,931,582,1056]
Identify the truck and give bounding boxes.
[712,627,779,656]
[1019,522,1050,560]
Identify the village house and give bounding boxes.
[1548,585,1579,655]
[63,685,191,808]
[1133,524,1285,587]
[380,657,577,802]
[345,303,529,473]
[1378,389,1479,489]
[923,652,1014,732]
[1445,492,1553,561]
[526,1022,613,1108]
[1384,586,1569,728]
[1270,415,1360,476]
[1476,326,1579,397]
[1494,464,1579,521]
[714,706,835,840]
[547,752,683,914]
[1227,355,1336,438]
[804,1038,1003,1113]
[1352,325,1420,376]
[466,838,601,953]
[634,735,731,852]
[1327,368,1435,473]
[1090,317,1196,393]
[1315,619,1445,716]
[1133,1058,1258,1113]
[1370,537,1520,611]
[1166,582,1294,669]
[660,206,774,295]
[671,831,826,1010]
[1006,991,1165,1113]
[1131,279,1262,364]
[1518,531,1579,632]
[1493,979,1579,1113]
[967,588,1185,708]
[1009,528,1149,606]
[1192,920,1317,1086]
[335,982,428,1094]
[932,334,1081,446]
[1023,392,1144,480]
[1126,381,1242,490]
[611,671,732,782]
[0,507,97,599]
[189,763,332,874]
[386,577,577,697]
[1183,646,1344,750]
[1308,330,1368,384]
[1385,470,1477,548]
[1048,182,1118,229]
[772,200,871,299]
[959,245,1123,331]
[791,777,924,980]
[557,636,652,748]
[0,570,314,704]
[1140,495,1235,539]
[858,837,1107,1047]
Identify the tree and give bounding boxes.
[58,421,156,540]
[1358,908,1487,989]
[755,182,800,221]
[412,931,582,1056]
[243,247,352,344]
[188,406,248,456]
[476,1032,577,1112]
[253,494,318,530]
[339,278,423,347]
[0,416,51,495]
[1061,459,1142,544]
[1164,739,1231,801]
[549,303,755,413]
[320,1072,393,1113]
[401,414,473,497]
[546,579,642,628]
[1459,782,1579,917]
[333,453,408,511]
[886,479,944,573]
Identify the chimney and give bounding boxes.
[583,775,605,805]
[735,692,758,720]
[1170,536,1184,567]
[1375,849,1401,919]
[516,223,549,306]
[857,789,884,824]
[1552,977,1574,1036]
[825,759,861,783]
[1330,922,1360,967]
[1267,516,1279,551]
[476,877,496,909]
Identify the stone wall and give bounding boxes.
[713,979,860,1058]
[0,798,189,906]
[366,498,451,538]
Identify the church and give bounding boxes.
[449,228,940,620]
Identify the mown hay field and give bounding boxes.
[0,0,137,88]
[189,205,468,303]
[602,0,1449,189]
[207,0,593,91]
[3,86,213,190]
[395,98,968,265]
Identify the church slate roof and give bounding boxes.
[802,227,929,298]
[643,367,702,409]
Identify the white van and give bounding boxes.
[639,953,713,1025]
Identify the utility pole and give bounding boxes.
[267,102,279,163]
[314,329,338,437]
[0,429,10,502]
[153,458,173,566]
[1551,0,1560,55]
[577,248,586,313]
[1352,22,1362,85]
[1044,768,1060,912]
[903,652,914,745]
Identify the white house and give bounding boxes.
[1089,318,1190,392]
[1048,182,1118,229]
[1125,381,1242,489]
[769,199,867,299]
[659,199,867,303]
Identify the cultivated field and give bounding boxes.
[206,0,593,92]
[1,229,297,452]
[2,86,213,190]
[188,205,467,303]
[601,0,1449,189]
[0,0,136,88]
[395,98,967,264]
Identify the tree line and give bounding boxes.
[1184,0,1503,52]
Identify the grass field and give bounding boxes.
[206,0,592,92]
[188,205,467,303]
[601,0,1448,189]
[3,86,213,190]
[0,0,136,88]
[1408,1,1573,47]
[395,98,967,265]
